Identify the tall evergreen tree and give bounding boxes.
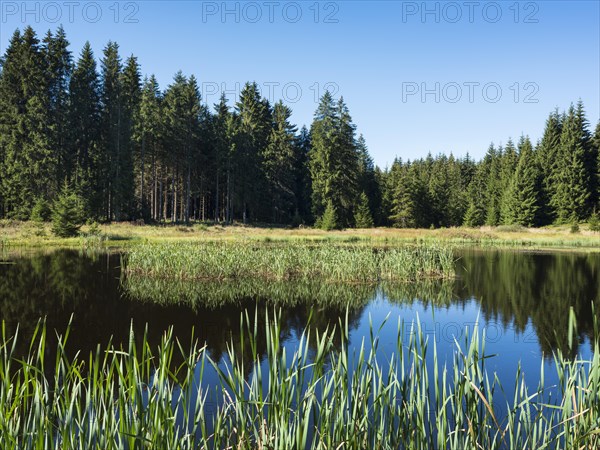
[137,75,162,220]
[69,42,101,216]
[309,93,360,227]
[99,41,123,220]
[551,104,591,222]
[503,136,540,226]
[263,100,297,223]
[43,26,72,186]
[536,110,562,225]
[0,27,55,219]
[293,126,312,224]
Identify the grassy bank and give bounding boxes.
[1,220,599,250]
[124,242,455,283]
[1,311,599,449]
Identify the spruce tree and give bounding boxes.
[293,126,312,224]
[354,191,374,228]
[320,199,339,230]
[137,75,162,220]
[551,104,591,222]
[389,161,417,228]
[99,41,123,220]
[43,26,72,187]
[0,27,55,219]
[51,181,84,237]
[503,136,540,226]
[263,101,297,223]
[309,93,360,227]
[119,55,141,218]
[463,164,487,227]
[536,110,563,225]
[69,42,101,217]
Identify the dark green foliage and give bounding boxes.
[51,182,84,237]
[354,192,374,228]
[320,199,339,230]
[30,198,51,222]
[310,93,361,228]
[0,26,597,230]
[589,209,600,232]
[502,136,540,227]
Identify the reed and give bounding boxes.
[1,309,599,449]
[124,242,456,283]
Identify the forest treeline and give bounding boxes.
[1,26,599,228]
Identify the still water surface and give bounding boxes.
[1,248,599,397]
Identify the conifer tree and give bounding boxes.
[484,145,502,226]
[309,93,360,227]
[320,199,339,230]
[51,181,84,237]
[463,164,487,227]
[536,110,562,224]
[99,41,123,220]
[503,136,540,226]
[69,42,101,216]
[293,126,312,224]
[354,191,374,228]
[263,101,297,223]
[43,26,72,186]
[137,75,162,220]
[551,104,591,222]
[0,27,55,219]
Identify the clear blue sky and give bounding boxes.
[1,0,599,167]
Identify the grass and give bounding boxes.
[1,220,599,250]
[1,309,600,449]
[124,242,456,283]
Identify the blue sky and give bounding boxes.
[1,0,599,167]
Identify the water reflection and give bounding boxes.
[0,249,599,363]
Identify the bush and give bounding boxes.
[570,221,580,234]
[51,183,84,238]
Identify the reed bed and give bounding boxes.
[1,310,600,449]
[123,276,455,309]
[124,242,455,283]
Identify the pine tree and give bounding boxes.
[69,42,101,217]
[354,191,374,228]
[0,27,55,219]
[309,93,360,227]
[356,135,381,225]
[499,139,518,223]
[43,26,72,187]
[551,104,591,222]
[389,161,417,228]
[119,55,141,219]
[503,136,540,226]
[99,41,123,220]
[51,181,84,237]
[320,199,339,230]
[236,82,271,222]
[137,75,162,220]
[536,110,563,225]
[463,164,487,227]
[293,126,312,224]
[484,144,502,226]
[263,101,297,223]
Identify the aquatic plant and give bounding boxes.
[1,309,599,449]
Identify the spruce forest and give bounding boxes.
[1,26,599,229]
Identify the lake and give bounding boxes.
[1,248,598,387]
